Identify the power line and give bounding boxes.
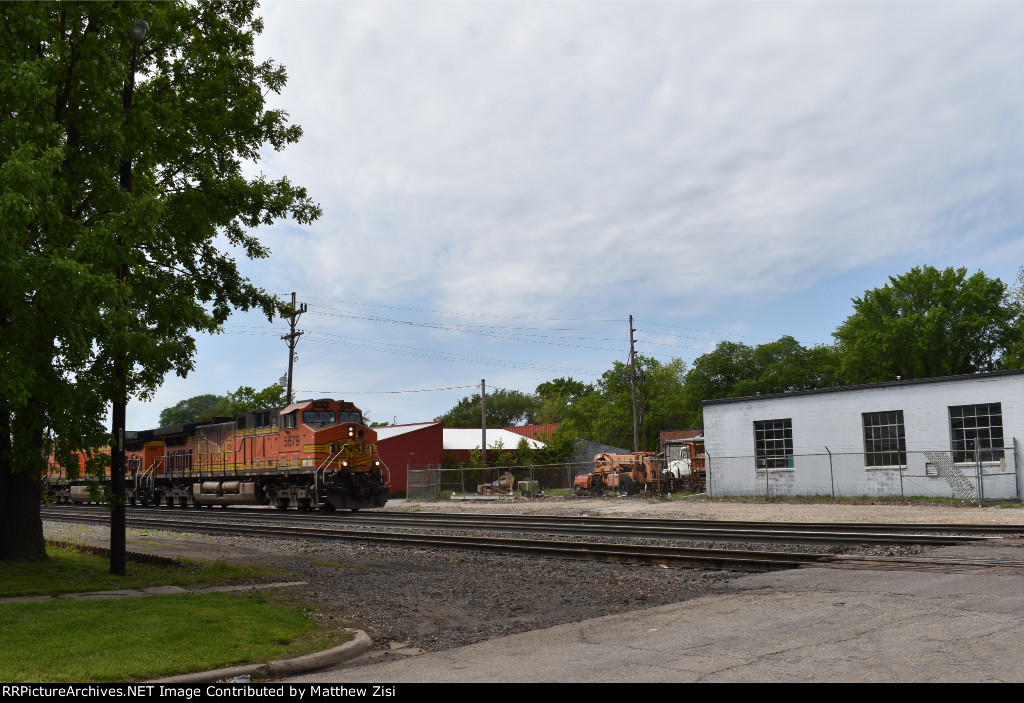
[306,308,626,352]
[635,319,775,341]
[302,331,601,375]
[296,296,623,323]
[295,384,479,396]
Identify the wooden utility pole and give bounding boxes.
[629,315,639,453]
[280,292,307,404]
[481,379,487,466]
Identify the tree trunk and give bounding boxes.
[0,457,47,562]
[1,398,48,562]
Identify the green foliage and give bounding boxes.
[434,388,540,427]
[534,425,579,463]
[158,393,224,426]
[488,438,513,466]
[561,356,693,452]
[685,336,843,412]
[1000,265,1024,369]
[534,377,594,424]
[513,437,534,466]
[158,384,286,426]
[833,266,1019,383]
[0,2,318,559]
[228,384,287,414]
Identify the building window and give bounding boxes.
[754,418,793,470]
[863,410,906,467]
[949,403,1004,463]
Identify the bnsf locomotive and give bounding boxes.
[47,398,389,511]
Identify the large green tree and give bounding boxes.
[434,388,540,428]
[534,377,594,424]
[562,356,693,452]
[1,2,319,561]
[833,266,1019,384]
[158,393,226,426]
[157,384,287,426]
[685,336,842,410]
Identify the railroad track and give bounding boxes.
[42,507,1018,573]
[42,505,1012,545]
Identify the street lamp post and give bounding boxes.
[111,18,148,576]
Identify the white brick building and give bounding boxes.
[702,370,1024,501]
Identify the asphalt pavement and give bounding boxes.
[285,537,1024,683]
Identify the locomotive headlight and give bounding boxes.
[374,460,380,467]
[341,460,349,467]
[348,428,354,437]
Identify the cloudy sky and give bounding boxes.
[128,1,1024,431]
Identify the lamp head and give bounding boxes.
[128,19,149,45]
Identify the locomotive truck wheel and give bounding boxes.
[276,498,289,511]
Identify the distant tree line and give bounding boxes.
[435,266,1024,459]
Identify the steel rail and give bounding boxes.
[114,504,1024,536]
[344,510,1024,536]
[42,511,825,571]
[43,506,1000,546]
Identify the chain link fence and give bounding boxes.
[407,462,596,500]
[706,446,1019,504]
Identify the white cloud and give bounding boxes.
[129,2,1024,428]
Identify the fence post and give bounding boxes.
[825,446,834,499]
[976,450,983,507]
[704,450,712,498]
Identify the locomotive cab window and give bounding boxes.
[303,410,336,424]
[283,412,298,429]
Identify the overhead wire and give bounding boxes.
[295,384,479,396]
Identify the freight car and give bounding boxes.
[46,398,389,511]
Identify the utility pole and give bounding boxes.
[281,292,306,404]
[629,315,639,453]
[481,379,487,467]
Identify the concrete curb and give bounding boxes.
[152,629,373,683]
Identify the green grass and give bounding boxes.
[0,545,279,598]
[0,544,353,682]
[0,591,353,682]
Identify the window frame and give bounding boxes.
[862,410,907,469]
[753,418,794,471]
[948,403,1004,463]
